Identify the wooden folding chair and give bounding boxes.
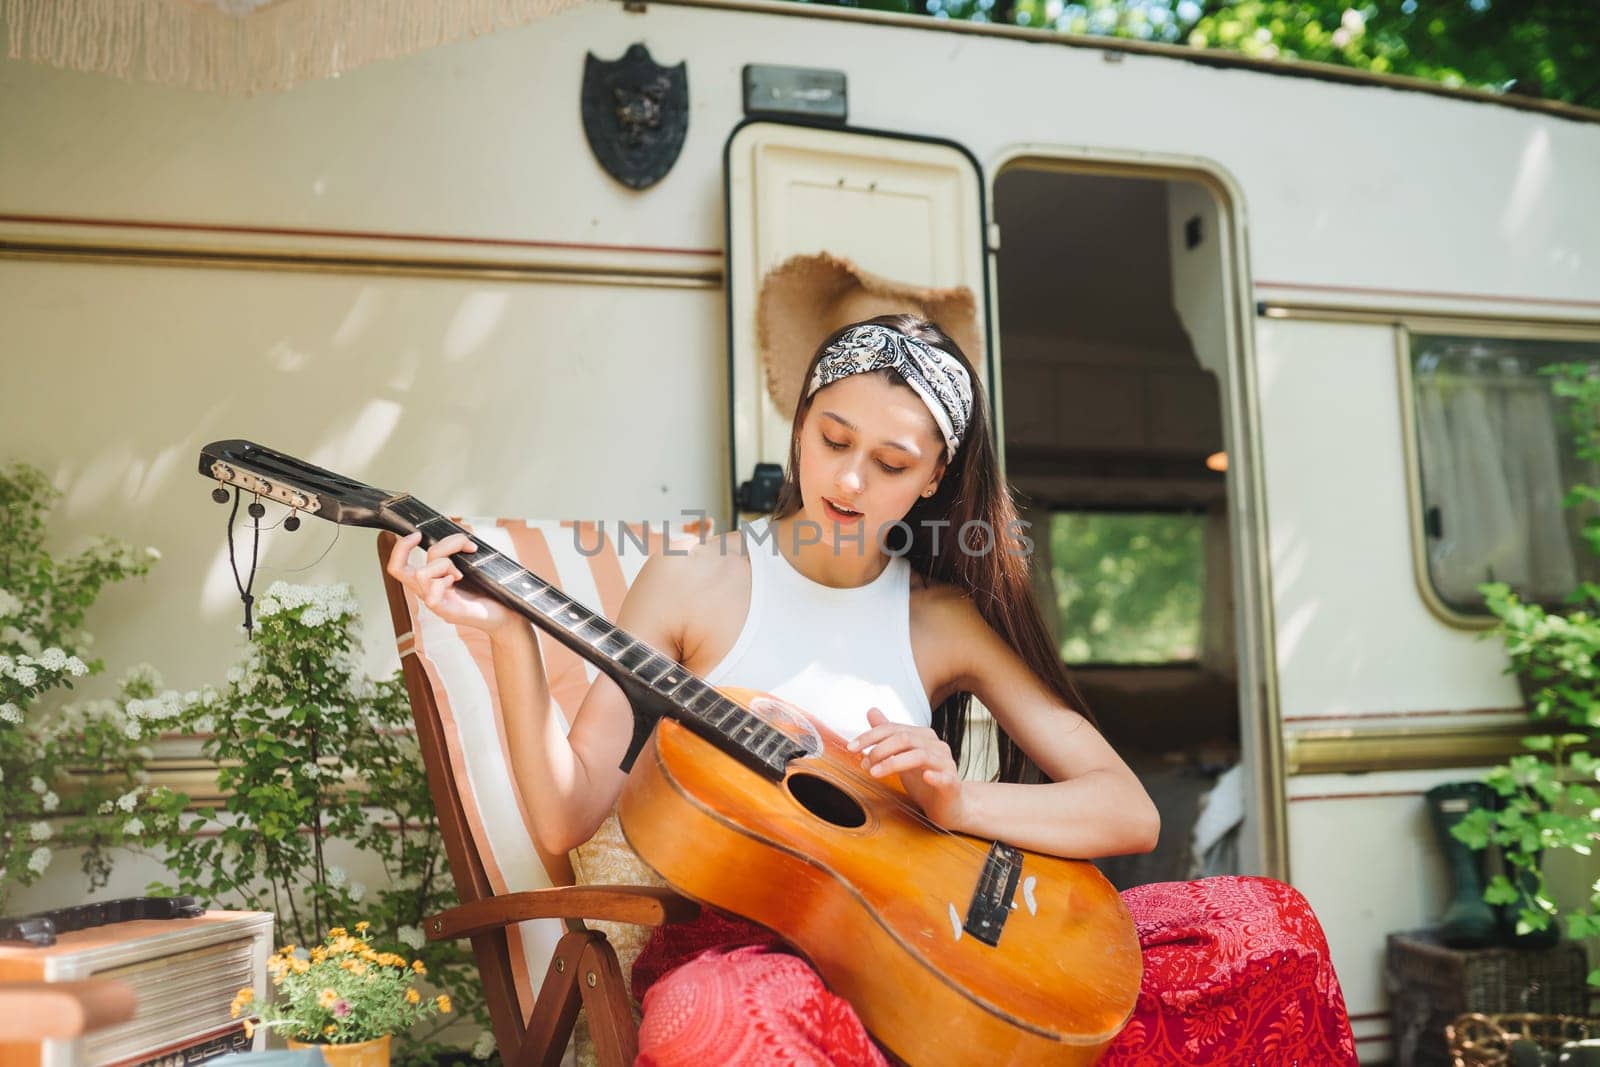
[376,519,707,1067]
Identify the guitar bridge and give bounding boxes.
[963,842,1022,947]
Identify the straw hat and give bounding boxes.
[754,252,983,419]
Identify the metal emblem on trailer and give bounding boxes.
[581,43,688,191]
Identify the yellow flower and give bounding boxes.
[318,988,339,1009]
[311,947,327,963]
[277,945,296,957]
[355,921,370,932]
[406,989,420,1005]
[291,959,310,974]
[328,927,348,938]
[230,1004,241,1019]
[435,995,452,1015]
[351,962,367,976]
[243,1021,255,1040]
[236,988,255,1004]
[412,961,427,976]
[324,1025,338,1037]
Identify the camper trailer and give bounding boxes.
[4,0,1599,1060]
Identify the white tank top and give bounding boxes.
[702,517,933,741]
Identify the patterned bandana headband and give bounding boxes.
[805,323,975,458]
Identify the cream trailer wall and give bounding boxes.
[4,2,1600,1061]
[5,0,1596,693]
[5,3,1596,299]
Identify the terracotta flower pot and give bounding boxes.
[287,1034,391,1067]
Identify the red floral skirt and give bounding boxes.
[632,875,1358,1066]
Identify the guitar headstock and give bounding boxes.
[197,439,408,532]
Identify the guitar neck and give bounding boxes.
[389,498,803,779]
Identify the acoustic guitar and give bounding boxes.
[197,439,1141,1065]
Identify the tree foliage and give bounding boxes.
[802,0,1599,110]
[1049,512,1204,664]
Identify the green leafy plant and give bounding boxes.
[0,461,158,913]
[234,923,453,1044]
[131,581,488,1060]
[1453,362,1600,982]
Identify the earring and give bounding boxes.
[922,487,936,498]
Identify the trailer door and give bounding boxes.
[724,120,993,514]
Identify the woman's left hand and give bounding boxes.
[848,708,970,829]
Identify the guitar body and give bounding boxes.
[619,687,1142,1066]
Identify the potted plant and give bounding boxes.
[233,922,453,1066]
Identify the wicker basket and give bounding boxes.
[1388,932,1590,1066]
[1446,1012,1597,1066]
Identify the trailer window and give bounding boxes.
[1049,511,1204,664]
[1409,334,1600,615]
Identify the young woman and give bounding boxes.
[386,314,1160,1063]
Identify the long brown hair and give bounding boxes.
[771,313,1092,783]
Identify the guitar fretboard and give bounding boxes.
[393,498,805,778]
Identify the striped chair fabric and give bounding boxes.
[390,518,711,1023]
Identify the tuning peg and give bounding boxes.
[212,486,230,504]
[284,513,301,532]
[248,499,266,519]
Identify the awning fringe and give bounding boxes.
[3,0,590,95]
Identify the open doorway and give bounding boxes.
[993,165,1245,889]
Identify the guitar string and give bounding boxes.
[646,672,995,864]
[735,695,1002,862]
[612,638,998,860]
[255,521,343,574]
[214,480,351,588]
[229,498,1015,877]
[524,548,998,859]
[452,529,998,858]
[419,515,1005,865]
[522,573,996,856]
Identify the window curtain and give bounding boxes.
[1415,369,1577,605]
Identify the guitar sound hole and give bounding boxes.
[786,773,867,829]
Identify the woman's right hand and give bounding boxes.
[385,531,518,634]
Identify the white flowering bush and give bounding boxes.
[134,581,483,1062]
[0,462,161,912]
